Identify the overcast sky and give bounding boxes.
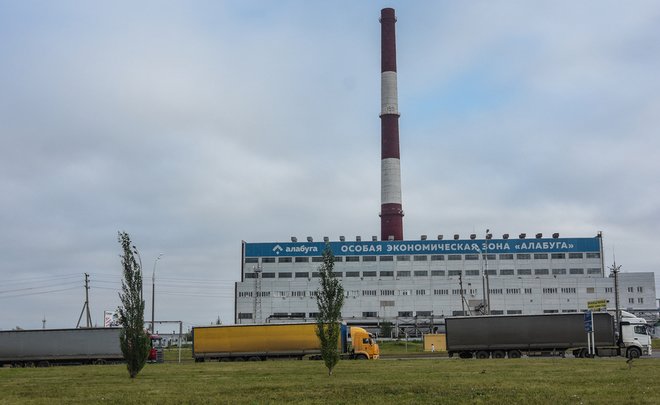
[1,1,659,331]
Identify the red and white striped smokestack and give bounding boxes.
[379,8,404,241]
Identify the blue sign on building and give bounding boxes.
[244,237,600,258]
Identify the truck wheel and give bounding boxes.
[476,351,490,359]
[355,354,368,360]
[492,350,506,359]
[459,352,473,359]
[627,347,641,359]
[233,357,245,362]
[248,356,261,361]
[508,350,522,359]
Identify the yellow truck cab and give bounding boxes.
[349,326,380,360]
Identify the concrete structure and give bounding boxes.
[235,234,657,335]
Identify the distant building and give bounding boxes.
[234,234,657,336]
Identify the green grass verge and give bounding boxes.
[652,339,660,350]
[1,357,658,404]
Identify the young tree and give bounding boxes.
[117,231,151,378]
[315,243,344,376]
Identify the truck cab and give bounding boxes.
[349,327,380,359]
[620,315,652,358]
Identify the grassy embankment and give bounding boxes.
[2,357,658,404]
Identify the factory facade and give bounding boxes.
[234,234,657,334]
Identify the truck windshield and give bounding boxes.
[634,325,648,335]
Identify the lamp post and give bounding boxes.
[151,253,164,334]
[485,229,491,315]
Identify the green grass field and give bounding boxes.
[1,357,658,404]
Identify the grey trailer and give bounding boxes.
[0,327,123,367]
[446,313,617,359]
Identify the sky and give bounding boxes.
[1,1,659,331]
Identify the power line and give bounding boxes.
[0,286,80,300]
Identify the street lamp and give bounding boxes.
[151,253,164,334]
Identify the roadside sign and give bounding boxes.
[587,299,607,311]
[583,311,593,332]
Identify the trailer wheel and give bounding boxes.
[233,357,245,362]
[492,350,506,359]
[476,351,490,359]
[248,356,261,361]
[458,352,473,359]
[576,349,588,358]
[506,350,521,359]
[627,347,641,359]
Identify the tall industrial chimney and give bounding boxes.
[379,8,404,241]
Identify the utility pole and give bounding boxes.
[151,253,163,334]
[42,316,46,329]
[459,275,466,315]
[253,265,263,323]
[609,259,622,344]
[485,229,491,315]
[76,273,92,328]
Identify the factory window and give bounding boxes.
[524,288,533,294]
[490,310,504,315]
[414,270,428,277]
[345,290,359,297]
[396,255,410,261]
[506,288,521,295]
[543,288,558,294]
[290,312,305,318]
[295,257,309,263]
[543,310,559,313]
[489,289,503,295]
[309,291,318,297]
[311,257,324,262]
[500,269,514,276]
[363,271,377,277]
[308,312,319,318]
[380,300,395,307]
[278,257,292,263]
[295,272,309,278]
[628,298,635,304]
[485,270,497,276]
[561,288,576,294]
[238,313,253,319]
[587,268,601,275]
[516,254,531,260]
[637,286,643,293]
[586,287,595,294]
[415,289,427,296]
[262,258,276,263]
[465,254,479,261]
[273,291,288,298]
[469,289,478,296]
[311,272,320,278]
[430,255,445,261]
[397,271,411,277]
[413,255,428,261]
[570,268,584,275]
[363,312,378,318]
[569,253,583,259]
[431,270,445,276]
[258,291,271,297]
[380,289,395,296]
[278,272,292,278]
[417,311,432,317]
[451,289,466,295]
[507,310,522,315]
[499,254,514,260]
[483,254,496,260]
[562,309,577,313]
[552,268,567,275]
[380,271,394,277]
[332,272,343,278]
[452,311,466,316]
[465,270,480,276]
[517,269,532,276]
[535,269,549,275]
[400,290,412,296]
[638,298,644,304]
[534,253,548,260]
[238,291,253,298]
[448,270,462,276]
[262,272,275,278]
[245,258,259,264]
[398,311,412,317]
[551,253,565,259]
[362,290,377,296]
[244,273,255,279]
[334,256,343,262]
[345,256,360,262]
[627,287,634,293]
[363,256,377,262]
[605,287,613,293]
[448,254,462,261]
[292,291,306,297]
[586,252,601,259]
[346,271,360,277]
[380,256,394,262]
[434,289,449,295]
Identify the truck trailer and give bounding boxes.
[0,327,124,367]
[192,322,379,361]
[446,312,651,359]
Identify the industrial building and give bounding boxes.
[233,8,658,334]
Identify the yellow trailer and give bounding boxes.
[192,323,379,361]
